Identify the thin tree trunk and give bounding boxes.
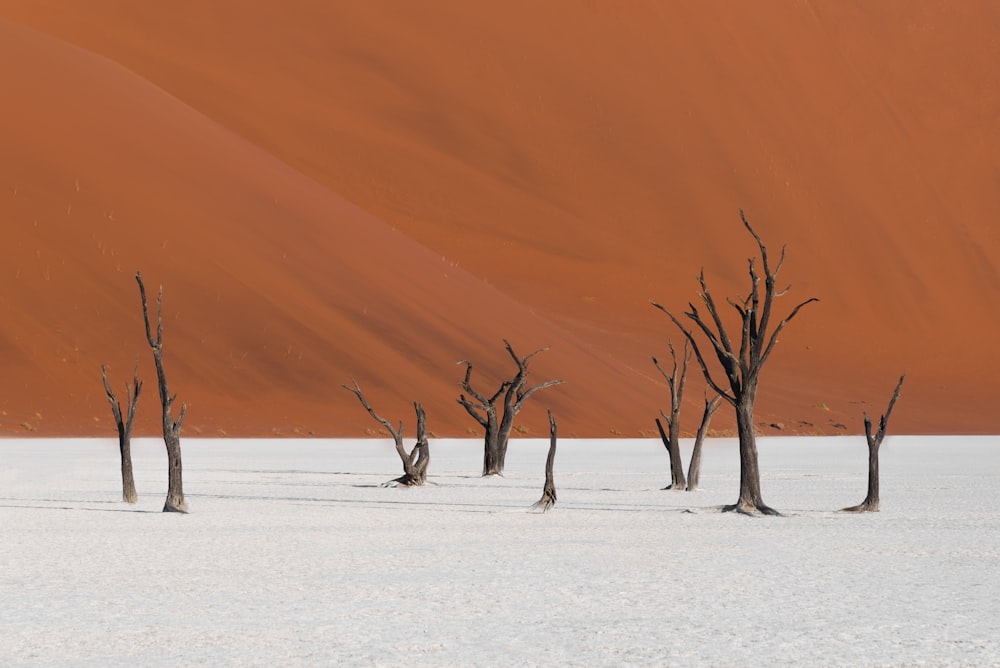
[533,410,557,512]
[686,394,721,491]
[136,272,187,514]
[496,405,515,473]
[656,416,685,490]
[101,363,141,504]
[162,423,186,513]
[653,342,688,490]
[844,375,904,513]
[119,433,137,504]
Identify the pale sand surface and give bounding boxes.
[2,436,999,666]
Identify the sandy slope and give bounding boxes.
[0,2,998,436]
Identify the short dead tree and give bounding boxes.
[532,409,558,512]
[843,375,905,513]
[686,392,722,491]
[653,210,817,515]
[653,340,690,490]
[136,272,187,513]
[458,339,563,476]
[101,361,143,504]
[342,380,429,486]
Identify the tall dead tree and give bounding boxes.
[458,339,563,476]
[532,409,558,512]
[686,392,722,491]
[653,340,690,490]
[342,380,430,486]
[843,375,904,513]
[653,210,817,515]
[101,362,143,504]
[136,271,187,513]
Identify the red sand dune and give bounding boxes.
[0,1,998,437]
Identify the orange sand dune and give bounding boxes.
[1,2,998,437]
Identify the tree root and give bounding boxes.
[381,473,425,488]
[163,501,188,514]
[721,501,781,517]
[841,502,878,513]
[531,490,556,513]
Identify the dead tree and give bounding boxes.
[653,210,817,515]
[843,375,905,513]
[653,340,690,490]
[532,409,558,512]
[686,392,722,491]
[136,271,187,513]
[458,339,563,476]
[341,380,430,486]
[101,362,143,504]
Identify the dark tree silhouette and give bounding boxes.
[532,409,558,512]
[136,271,187,513]
[685,392,722,491]
[653,210,817,515]
[342,379,430,486]
[458,340,563,476]
[653,340,690,490]
[101,361,142,504]
[843,375,905,513]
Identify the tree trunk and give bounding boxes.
[726,392,776,515]
[136,273,187,514]
[101,364,141,504]
[482,408,502,476]
[686,394,721,491]
[119,434,138,504]
[656,417,686,490]
[162,424,186,512]
[389,402,430,487]
[496,410,514,472]
[843,375,903,512]
[533,410,557,512]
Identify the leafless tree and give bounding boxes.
[843,375,904,513]
[458,340,563,476]
[532,410,558,512]
[341,380,429,486]
[653,340,690,490]
[686,392,722,491]
[653,210,817,515]
[101,361,143,503]
[136,271,187,513]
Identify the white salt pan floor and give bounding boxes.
[1,436,998,666]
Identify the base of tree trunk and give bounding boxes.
[841,500,878,513]
[382,473,425,487]
[122,485,138,504]
[722,501,781,516]
[532,487,556,512]
[163,500,188,513]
